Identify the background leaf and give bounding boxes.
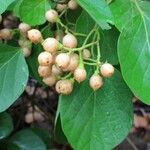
[19,0,51,26]
[0,44,29,112]
[60,69,133,150]
[77,0,114,30]
[0,112,13,140]
[118,0,150,104]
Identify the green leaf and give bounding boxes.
[19,0,51,26]
[118,0,150,104]
[60,69,133,150]
[0,44,29,112]
[8,129,47,150]
[0,0,15,14]
[100,26,119,65]
[0,112,13,139]
[77,0,114,30]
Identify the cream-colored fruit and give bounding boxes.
[83,49,91,59]
[27,29,42,43]
[23,47,31,57]
[55,80,73,95]
[100,63,115,77]
[25,113,34,124]
[45,9,58,23]
[0,28,12,40]
[52,64,62,76]
[42,38,59,53]
[56,4,67,12]
[90,74,103,90]
[18,23,31,33]
[38,66,51,77]
[68,0,78,10]
[74,67,87,83]
[62,33,77,48]
[38,51,53,66]
[43,74,57,86]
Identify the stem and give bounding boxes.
[57,19,69,33]
[83,62,97,66]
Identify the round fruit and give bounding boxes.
[38,51,53,66]
[33,111,44,122]
[62,33,77,48]
[18,23,31,33]
[38,66,51,77]
[25,113,34,124]
[27,29,42,43]
[55,53,70,69]
[56,4,67,12]
[23,47,31,57]
[66,53,79,71]
[83,49,91,59]
[55,80,73,95]
[68,0,78,10]
[0,28,12,40]
[90,74,103,91]
[43,74,57,86]
[42,38,59,53]
[45,9,58,23]
[52,64,62,76]
[100,63,115,77]
[74,67,87,83]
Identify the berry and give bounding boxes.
[27,29,42,43]
[68,0,78,10]
[42,38,59,54]
[25,113,34,124]
[45,9,58,23]
[0,15,2,23]
[83,49,91,59]
[63,33,77,48]
[74,67,87,83]
[52,64,62,76]
[38,66,51,77]
[66,53,79,71]
[18,39,31,48]
[55,80,73,95]
[23,47,31,57]
[0,28,12,40]
[55,53,70,69]
[100,63,115,77]
[38,51,53,66]
[56,4,67,12]
[18,23,31,33]
[90,74,103,91]
[43,74,57,86]
[33,111,44,122]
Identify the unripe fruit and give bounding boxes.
[33,111,44,122]
[43,74,57,86]
[56,4,67,12]
[23,47,31,57]
[90,74,103,91]
[18,39,31,48]
[45,9,58,23]
[55,53,70,69]
[38,66,51,77]
[0,15,2,23]
[38,51,53,66]
[83,49,91,59]
[18,23,31,33]
[55,80,73,95]
[62,33,77,48]
[27,29,42,43]
[68,0,78,10]
[66,53,79,71]
[42,38,59,53]
[52,64,62,76]
[74,67,87,83]
[0,28,12,40]
[25,113,34,124]
[100,63,115,77]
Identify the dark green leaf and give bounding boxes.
[0,112,13,139]
[60,69,133,150]
[0,44,28,112]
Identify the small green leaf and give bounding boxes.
[60,69,133,150]
[77,0,114,30]
[118,0,150,104]
[0,0,15,14]
[19,0,51,25]
[0,112,13,139]
[0,44,29,112]
[8,129,47,150]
